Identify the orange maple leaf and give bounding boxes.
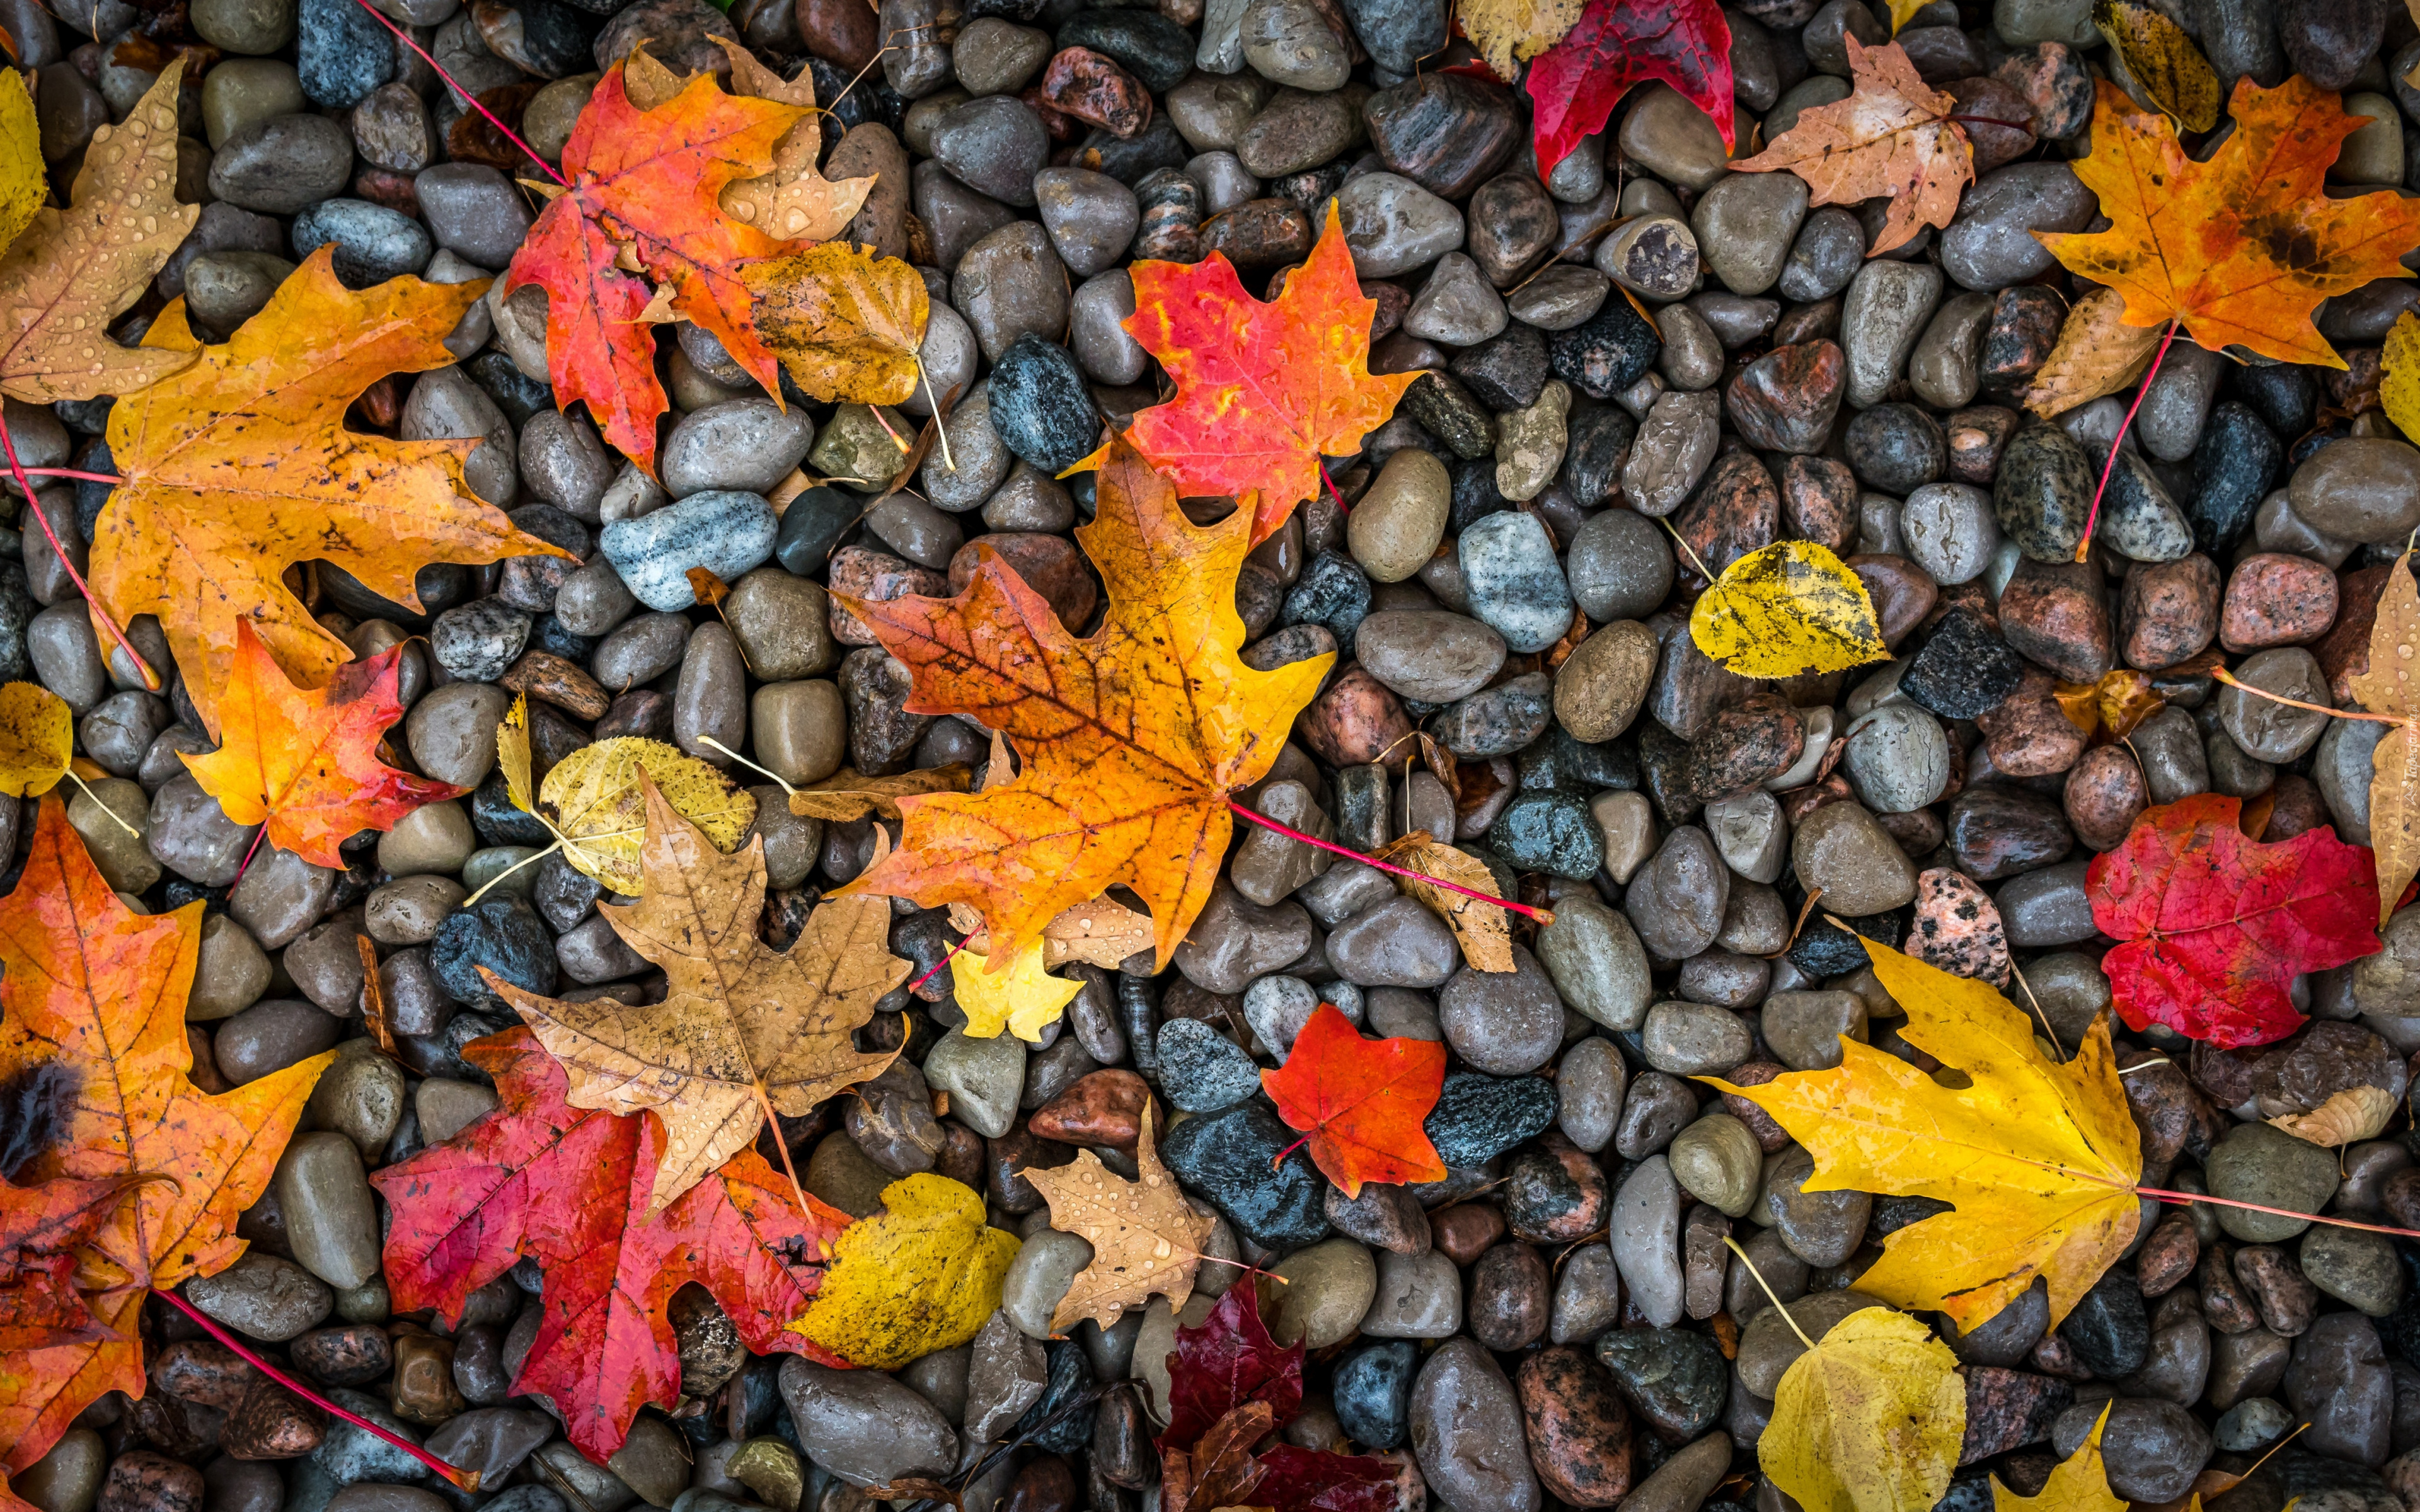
[1260,1003,1448,1199]
[1110,202,1417,543]
[183,620,468,869]
[0,801,333,1474]
[505,62,810,473]
[834,437,1333,971]
[90,250,571,739]
[1729,37,1971,256]
[2037,76,2420,368]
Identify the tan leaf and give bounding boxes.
[2267,1085,2399,1147]
[787,763,972,821]
[712,37,877,244]
[1368,830,1522,973]
[1022,1106,1214,1332]
[491,774,904,1213]
[2349,552,2420,927]
[1460,0,1588,80]
[0,59,200,401]
[948,894,1156,971]
[1729,37,1972,256]
[2024,287,2166,419]
[2094,0,2219,133]
[742,241,931,406]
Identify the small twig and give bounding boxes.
[1654,513,1715,581]
[62,770,140,837]
[2007,959,2060,1060]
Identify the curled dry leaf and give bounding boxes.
[2092,0,2219,132]
[1368,830,1519,973]
[1728,38,1971,255]
[1022,1106,1214,1332]
[2267,1085,2399,1147]
[1690,540,1888,679]
[786,764,972,821]
[787,1174,1020,1368]
[2024,287,2165,419]
[498,695,758,895]
[950,939,1083,1043]
[1460,0,1589,79]
[1760,1306,1965,1512]
[0,683,71,798]
[744,241,931,406]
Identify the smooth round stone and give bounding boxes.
[2206,1121,2341,1241]
[2291,438,2420,544]
[1327,895,1460,988]
[1334,172,1465,278]
[2218,647,2333,764]
[1553,619,1656,744]
[1033,167,1139,276]
[1691,172,1807,297]
[929,94,1047,208]
[186,1252,334,1341]
[600,490,777,611]
[1642,1001,1753,1075]
[1349,449,1450,583]
[1459,510,1576,654]
[1406,253,1507,346]
[1410,1338,1542,1512]
[1841,704,1950,813]
[1628,827,1730,960]
[1508,266,1611,331]
[1536,895,1652,1033]
[1438,948,1565,1075]
[986,334,1102,474]
[660,399,815,500]
[952,18,1049,93]
[1265,1239,1377,1348]
[194,0,295,52]
[1792,801,1917,915]
[274,1131,381,1290]
[202,57,306,147]
[1666,1113,1762,1217]
[1939,163,2095,291]
[1566,509,1674,622]
[1241,0,1351,88]
[1069,271,1146,385]
[13,1429,105,1512]
[1841,260,1944,409]
[954,222,1072,363]
[207,113,353,214]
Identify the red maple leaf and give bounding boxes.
[504,63,807,475]
[1527,0,1735,176]
[1259,1004,1447,1200]
[0,1176,142,1353]
[370,1028,851,1460]
[1157,1286,1393,1512]
[2090,793,2383,1050]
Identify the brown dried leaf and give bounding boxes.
[743,241,931,405]
[1022,1106,1213,1332]
[952,895,1156,970]
[711,37,877,244]
[2024,287,2165,418]
[1368,830,1522,973]
[2266,1085,2399,1147]
[358,934,397,1058]
[1727,37,1971,255]
[787,762,972,821]
[2351,553,2420,927]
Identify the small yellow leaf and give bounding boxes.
[787,764,972,821]
[2025,287,2165,420]
[2267,1085,2399,1147]
[2094,0,2220,133]
[1367,830,1519,973]
[744,242,931,407]
[1690,540,1887,680]
[2382,311,2420,444]
[1459,0,1587,79]
[0,70,41,254]
[788,1173,1020,1368]
[1761,1307,1964,1512]
[498,697,759,894]
[953,940,1083,1043]
[0,681,72,797]
[1994,1404,2124,1512]
[1886,0,1930,28]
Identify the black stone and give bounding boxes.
[988,334,1103,474]
[1334,1341,1418,1450]
[430,898,558,1011]
[396,1010,507,1085]
[527,615,594,662]
[1424,1073,1557,1167]
[1076,118,1190,185]
[1449,324,1549,412]
[1593,1327,1729,1443]
[1340,0,1446,72]
[1549,300,1662,401]
[2189,400,2282,556]
[1639,723,1701,827]
[1518,728,1639,793]
[2230,364,2317,437]
[1160,1101,1333,1249]
[1900,608,2026,720]
[2056,1269,2148,1378]
[1563,408,1637,509]
[1785,904,1906,977]
[1010,1340,1098,1454]
[1487,792,1604,879]
[1842,403,1945,494]
[531,850,603,934]
[1869,1194,1955,1235]
[1281,550,1371,650]
[1449,457,1511,534]
[1056,9,1194,90]
[1403,372,1496,461]
[775,485,859,575]
[471,772,555,847]
[466,351,555,427]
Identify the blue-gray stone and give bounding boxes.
[986,334,1102,474]
[1155,1019,1262,1113]
[1334,1339,1418,1448]
[1424,1072,1556,1166]
[1548,298,1661,399]
[297,0,395,106]
[1160,1100,1332,1249]
[311,1389,427,1483]
[431,897,557,1011]
[2190,400,2283,556]
[1282,549,1372,651]
[774,485,858,575]
[292,200,433,287]
[601,490,778,610]
[1458,510,1574,654]
[1488,791,1605,879]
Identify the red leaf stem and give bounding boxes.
[0,416,156,689]
[2075,316,2181,564]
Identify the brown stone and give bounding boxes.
[1957,1366,2072,1463]
[2200,1243,2261,1333]
[220,1377,328,1460]
[986,1126,1076,1214]
[1944,780,2075,878]
[1502,1135,1607,1244]
[2119,553,2221,672]
[1468,1242,1550,1351]
[2063,744,2146,852]
[1727,341,1844,454]
[1198,198,1313,268]
[1430,1201,1506,1266]
[1715,1062,1794,1152]
[501,650,611,720]
[391,1333,467,1425]
[2136,1213,2200,1298]
[1944,77,2037,171]
[1944,406,2020,485]
[1026,1068,1151,1149]
[2233,1244,2318,1336]
[795,0,879,69]
[153,1339,256,1409]
[1360,71,1522,201]
[2221,552,2339,653]
[351,168,420,217]
[1780,454,1857,551]
[2319,561,2394,704]
[98,1453,205,1512]
[1674,452,1780,578]
[1848,553,1939,648]
[1516,1346,1634,1507]
[129,1394,224,1458]
[827,546,948,648]
[292,1324,394,1385]
[1904,867,2009,985]
[1686,694,1803,799]
[948,534,1098,631]
[1999,558,2113,682]
[1039,47,1152,139]
[2262,773,2332,840]
[1977,286,2066,394]
[1298,666,1413,769]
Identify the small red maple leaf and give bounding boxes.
[1527,0,1735,176]
[1259,1003,1447,1200]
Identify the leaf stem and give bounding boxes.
[458,837,563,908]
[1317,462,1349,517]
[0,423,158,690]
[2074,316,2181,564]
[2131,1185,2420,1240]
[1653,513,1714,581]
[62,771,140,837]
[15,467,123,484]
[1226,798,1553,922]
[906,934,969,995]
[915,357,955,475]
[2210,667,2404,724]
[344,0,570,188]
[149,1287,481,1491]
[1723,1236,1814,1349]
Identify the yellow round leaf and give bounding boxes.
[0,681,74,797]
[952,940,1085,1042]
[2093,0,2220,134]
[787,1173,1020,1368]
[2383,311,2420,445]
[1690,540,1887,679]
[1763,1307,1965,1512]
[538,736,758,895]
[0,69,42,254]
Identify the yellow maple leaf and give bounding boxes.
[0,70,42,254]
[788,1174,1020,1368]
[1995,1404,2124,1512]
[952,941,1084,1043]
[2348,550,2420,927]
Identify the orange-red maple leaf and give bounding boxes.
[182,621,466,869]
[0,801,332,1475]
[1260,1003,1447,1199]
[833,436,1331,973]
[372,1028,851,1462]
[1112,203,1415,544]
[505,63,810,473]
[0,1176,143,1352]
[2038,76,2420,368]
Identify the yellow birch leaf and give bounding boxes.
[0,682,72,797]
[496,696,758,893]
[2348,551,2420,927]
[788,1174,1020,1368]
[1886,0,1930,28]
[1367,830,1519,973]
[0,70,41,253]
[2382,311,2420,443]
[1690,540,1888,680]
[744,241,930,406]
[787,764,972,821]
[953,940,1083,1043]
[2094,0,2220,132]
[1762,1306,1964,1512]
[1708,937,2143,1334]
[1460,0,1588,79]
[2025,288,2166,419]
[2268,1085,2400,1147]
[1994,1404,2124,1512]
[1023,1106,1213,1332]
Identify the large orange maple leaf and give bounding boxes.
[183,620,467,869]
[0,801,333,1475]
[835,437,1333,971]
[505,63,809,473]
[2038,76,2420,368]
[91,250,571,738]
[1111,203,1417,543]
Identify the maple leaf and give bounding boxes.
[492,776,901,1215]
[2089,793,2382,1049]
[372,1028,852,1461]
[182,621,466,869]
[2037,76,2420,368]
[0,1176,147,1352]
[694,40,875,244]
[834,435,1332,973]
[1259,1003,1448,1199]
[1708,936,2143,1334]
[1156,1286,1395,1512]
[1526,0,1734,176]
[0,801,334,1473]
[786,1174,1019,1369]
[0,60,198,403]
[1160,1283,1303,1452]
[1110,203,1416,545]
[951,941,1083,1043]
[1367,830,1518,972]
[505,62,809,472]
[948,895,1155,971]
[1760,1303,1964,1512]
[744,241,933,409]
[2346,553,2420,927]
[1729,38,1970,256]
[1023,1106,1213,1331]
[1995,1404,2124,1512]
[1461,0,1587,79]
[91,251,570,739]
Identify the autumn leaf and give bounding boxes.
[182,621,466,869]
[1996,1404,2124,1512]
[505,61,810,472]
[1690,540,1887,679]
[786,764,971,821]
[1461,0,1587,80]
[834,435,1332,972]
[2349,551,2420,927]
[2268,1085,2399,1148]
[2024,287,2164,419]
[372,1028,853,1461]
[2093,0,2218,133]
[92,251,570,738]
[1110,203,1417,544]
[2383,311,2420,441]
[0,1176,148,1352]
[0,72,40,254]
[1260,1003,1448,1200]
[1758,1302,1965,1512]
[744,241,933,408]
[1023,1106,1213,1332]
[0,684,71,798]
[1161,1282,1303,1452]
[1526,0,1734,176]
[1730,38,1969,256]
[2090,793,2383,1049]
[498,695,758,895]
[0,60,198,403]
[0,801,334,1474]
[2038,76,2420,368]
[950,895,1156,971]
[492,774,901,1214]
[787,1174,1019,1369]
[1709,937,2143,1334]
[1368,830,1518,973]
[952,940,1083,1043]
[704,40,877,244]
